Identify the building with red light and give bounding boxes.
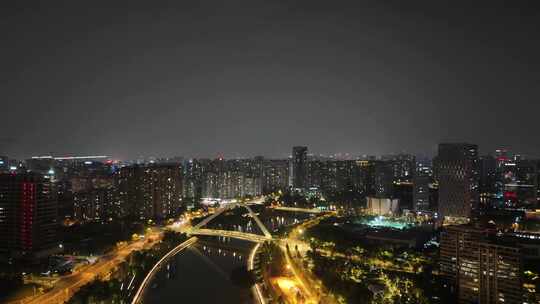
[0,172,58,259]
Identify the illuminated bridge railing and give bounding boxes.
[187,228,272,243]
[269,206,322,213]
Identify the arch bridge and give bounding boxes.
[187,201,273,243]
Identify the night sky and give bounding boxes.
[2,1,540,160]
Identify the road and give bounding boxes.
[19,229,163,304]
[280,214,337,304]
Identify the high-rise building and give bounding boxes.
[115,164,183,220]
[26,156,56,175]
[356,160,375,195]
[436,143,479,221]
[262,159,289,193]
[373,160,394,198]
[291,146,308,189]
[200,158,263,199]
[0,172,58,259]
[182,159,205,200]
[307,160,325,189]
[440,224,522,304]
[505,159,538,208]
[478,155,497,195]
[73,187,115,222]
[383,154,415,183]
[413,162,432,212]
[478,242,522,304]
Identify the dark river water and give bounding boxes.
[143,211,312,304]
[142,237,255,304]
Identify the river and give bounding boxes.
[142,211,312,303]
[142,237,255,304]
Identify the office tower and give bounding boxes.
[413,162,432,212]
[509,159,538,208]
[373,160,394,198]
[0,172,58,259]
[499,159,538,208]
[478,155,497,202]
[440,224,522,304]
[291,146,308,189]
[436,143,479,221]
[393,181,413,211]
[429,182,439,211]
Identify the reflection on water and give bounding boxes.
[142,237,255,304]
[212,211,312,235]
[143,212,312,303]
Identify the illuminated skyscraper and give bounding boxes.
[291,146,308,189]
[413,162,432,212]
[115,164,183,220]
[436,143,479,221]
[262,159,289,193]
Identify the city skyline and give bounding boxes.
[3,1,540,304]
[2,1,540,160]
[7,143,537,163]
